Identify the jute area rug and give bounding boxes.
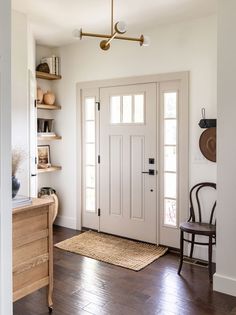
[55,231,168,271]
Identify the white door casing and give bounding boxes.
[29,70,37,198]
[99,83,157,243]
[78,72,189,247]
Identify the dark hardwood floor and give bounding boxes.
[14,226,236,315]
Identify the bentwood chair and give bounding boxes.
[178,182,216,281]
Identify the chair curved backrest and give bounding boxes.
[188,182,216,224]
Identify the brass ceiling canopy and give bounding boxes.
[73,0,150,51]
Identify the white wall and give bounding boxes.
[214,0,236,297]
[12,10,30,196]
[0,1,12,314]
[50,15,217,230]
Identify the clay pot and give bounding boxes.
[37,87,44,104]
[43,91,55,105]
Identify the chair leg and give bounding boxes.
[178,230,184,275]
[208,236,213,282]
[190,234,195,258]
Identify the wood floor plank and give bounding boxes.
[13,225,236,315]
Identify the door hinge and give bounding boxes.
[34,99,37,108]
[98,208,101,216]
[35,157,37,164]
[96,101,100,111]
[98,155,100,164]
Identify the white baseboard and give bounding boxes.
[54,215,76,229]
[187,243,216,263]
[214,273,236,297]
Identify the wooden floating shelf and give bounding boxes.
[37,135,62,141]
[36,71,62,80]
[37,103,61,110]
[37,166,62,174]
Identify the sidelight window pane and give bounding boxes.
[164,120,177,145]
[86,166,95,188]
[122,95,132,123]
[85,97,95,120]
[86,188,95,212]
[86,144,95,166]
[86,121,95,143]
[164,146,177,172]
[111,96,121,123]
[164,199,177,226]
[134,94,144,123]
[164,92,177,118]
[164,173,176,199]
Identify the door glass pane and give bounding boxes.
[134,94,144,123]
[110,96,121,123]
[164,173,176,198]
[86,144,95,165]
[164,92,177,118]
[86,188,95,211]
[164,146,177,172]
[85,97,95,120]
[86,166,95,188]
[86,121,95,143]
[164,120,176,145]
[164,199,177,226]
[122,95,132,123]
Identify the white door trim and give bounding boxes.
[0,0,12,314]
[77,72,189,247]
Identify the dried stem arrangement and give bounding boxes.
[12,149,25,176]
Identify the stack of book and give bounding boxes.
[41,55,60,76]
[12,195,32,208]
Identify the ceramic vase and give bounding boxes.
[43,91,55,105]
[12,175,20,198]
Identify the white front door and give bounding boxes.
[99,83,157,243]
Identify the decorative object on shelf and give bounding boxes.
[74,0,150,51]
[12,149,25,198]
[38,187,59,222]
[199,108,217,128]
[199,127,216,162]
[36,62,50,73]
[37,87,44,104]
[41,55,60,76]
[37,145,51,169]
[43,91,56,105]
[37,118,54,133]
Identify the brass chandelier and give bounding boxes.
[73,0,150,51]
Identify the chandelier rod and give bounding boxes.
[81,31,143,43]
[111,0,114,35]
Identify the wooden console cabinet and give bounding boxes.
[13,198,54,312]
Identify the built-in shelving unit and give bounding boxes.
[36,71,61,80]
[37,166,62,174]
[36,70,62,178]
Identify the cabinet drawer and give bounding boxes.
[13,261,49,292]
[13,237,48,268]
[13,207,48,241]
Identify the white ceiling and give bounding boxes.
[12,0,217,47]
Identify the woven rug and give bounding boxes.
[55,231,168,271]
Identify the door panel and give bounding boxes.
[99,83,157,243]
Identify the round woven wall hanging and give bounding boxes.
[199,127,216,162]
